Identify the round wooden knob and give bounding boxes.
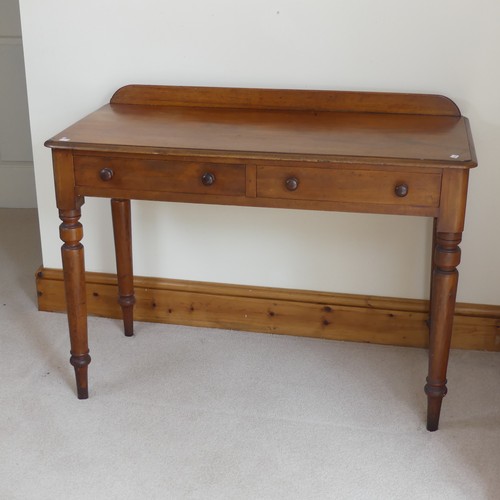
[285,177,299,191]
[99,168,114,181]
[395,183,409,197]
[201,172,215,186]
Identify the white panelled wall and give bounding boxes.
[19,0,500,305]
[0,0,36,208]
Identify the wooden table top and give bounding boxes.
[46,86,476,168]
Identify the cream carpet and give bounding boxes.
[1,208,500,499]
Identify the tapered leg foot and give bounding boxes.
[119,295,135,337]
[425,379,447,431]
[70,353,91,399]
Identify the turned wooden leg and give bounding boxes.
[111,199,135,336]
[425,232,461,431]
[59,207,90,399]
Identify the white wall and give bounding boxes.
[19,0,500,305]
[0,0,36,208]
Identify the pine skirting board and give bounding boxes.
[35,267,500,351]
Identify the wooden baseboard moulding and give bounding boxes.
[36,267,500,351]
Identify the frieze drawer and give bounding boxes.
[256,165,441,207]
[74,156,246,196]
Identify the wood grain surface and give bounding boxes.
[36,268,500,352]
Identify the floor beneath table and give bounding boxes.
[1,208,500,500]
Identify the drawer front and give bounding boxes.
[74,156,246,196]
[256,166,441,207]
